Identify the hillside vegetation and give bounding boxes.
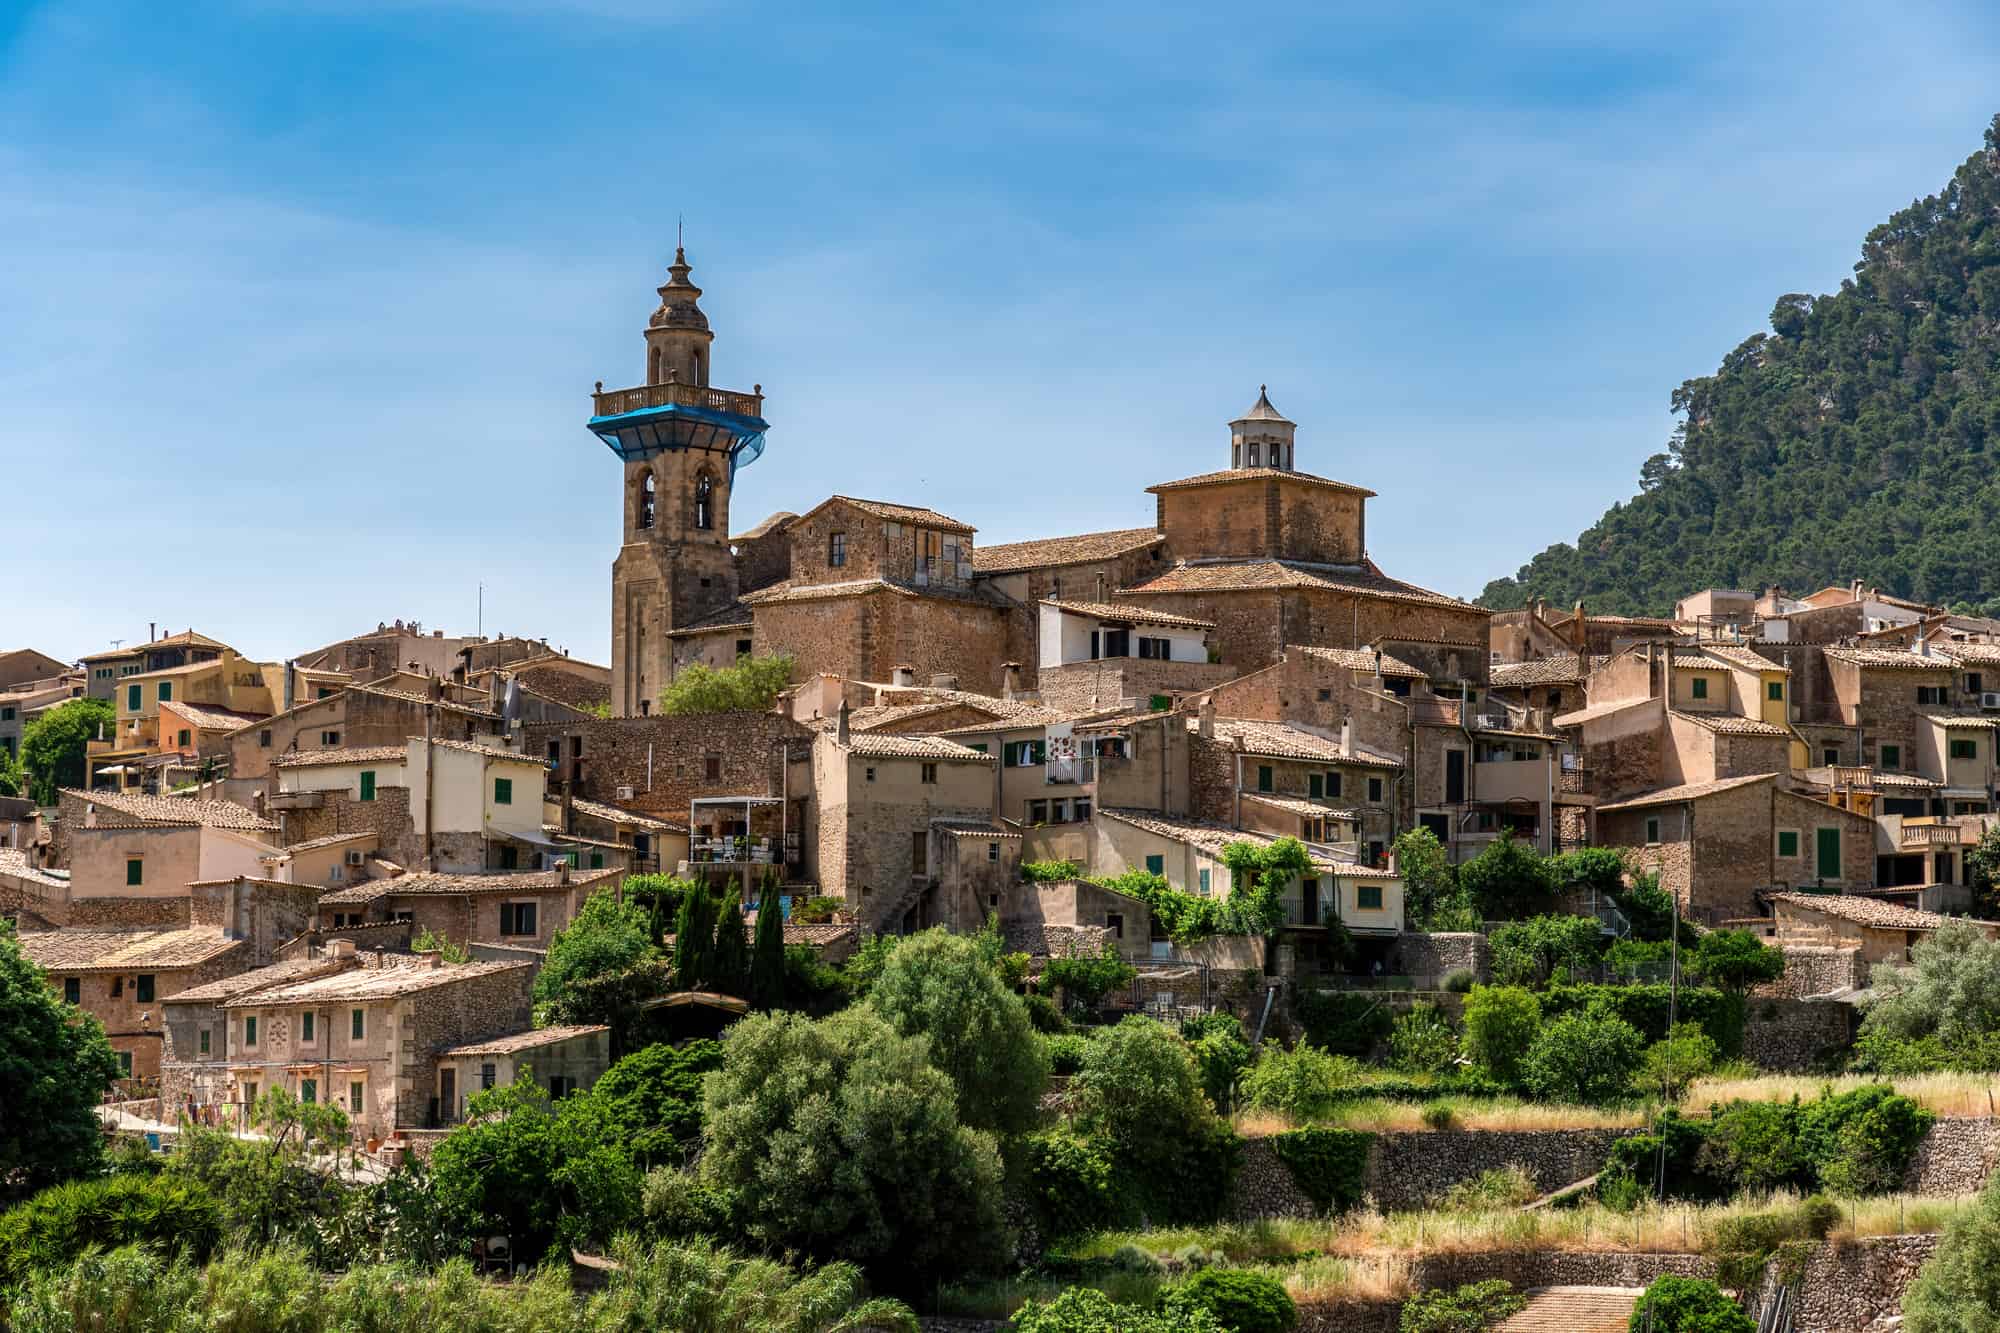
[1480,114,2000,617]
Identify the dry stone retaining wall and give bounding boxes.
[1901,1115,2000,1194]
[1739,996,1855,1071]
[1363,1128,1638,1211]
[1755,945,1868,1000]
[1408,1248,1713,1292]
[1231,1136,1322,1219]
[1388,931,1489,987]
[1750,1234,1940,1333]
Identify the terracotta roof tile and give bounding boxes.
[318,866,619,906]
[18,927,244,973]
[67,788,278,833]
[161,701,268,732]
[1490,655,1588,688]
[824,495,975,533]
[1936,643,2000,666]
[568,798,686,833]
[1825,648,1954,671]
[730,511,797,542]
[443,1024,609,1056]
[664,603,755,636]
[1041,599,1216,630]
[221,959,532,1006]
[165,955,356,1004]
[1119,559,1478,612]
[1925,714,1998,729]
[1597,773,1773,811]
[273,831,379,855]
[1144,467,1376,498]
[930,819,1023,838]
[1669,710,1792,737]
[972,527,1163,575]
[430,738,548,766]
[273,745,408,769]
[0,847,66,890]
[840,732,996,762]
[1769,892,1959,930]
[1240,791,1358,820]
[1094,807,1393,874]
[80,630,231,663]
[1291,646,1429,679]
[1196,717,1403,767]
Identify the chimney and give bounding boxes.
[1197,695,1216,740]
[891,664,916,688]
[929,673,958,690]
[556,859,571,885]
[149,622,156,643]
[283,659,295,712]
[1339,714,1353,757]
[1001,662,1023,701]
[836,700,851,745]
[1571,601,1587,656]
[329,938,356,959]
[428,674,444,701]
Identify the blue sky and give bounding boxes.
[5,1,1998,666]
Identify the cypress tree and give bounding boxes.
[673,884,714,991]
[750,871,788,1009]
[710,894,752,997]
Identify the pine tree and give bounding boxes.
[750,872,788,1009]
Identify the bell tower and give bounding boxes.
[590,248,770,716]
[1229,386,1297,471]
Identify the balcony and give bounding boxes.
[588,380,769,465]
[1900,821,1967,848]
[592,380,765,420]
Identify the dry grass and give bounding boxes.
[1235,1096,1648,1136]
[1272,1254,1412,1303]
[1683,1071,2000,1119]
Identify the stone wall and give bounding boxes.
[523,712,808,824]
[398,963,537,1131]
[1364,1128,1638,1211]
[1407,1249,1713,1292]
[1232,1136,1320,1219]
[1036,658,1238,714]
[282,785,419,868]
[1754,945,1868,1000]
[1755,1234,1940,1333]
[1902,1116,2000,1194]
[1389,932,1489,986]
[67,896,191,928]
[1740,996,1856,1072]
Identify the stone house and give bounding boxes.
[998,877,1155,961]
[434,1025,612,1123]
[0,647,71,693]
[316,864,619,950]
[973,527,1169,615]
[522,711,811,832]
[810,722,996,932]
[294,621,499,678]
[469,654,613,713]
[55,789,281,899]
[1820,647,1961,775]
[1768,890,2000,964]
[217,682,502,809]
[160,950,359,1116]
[19,925,248,1082]
[920,819,1023,932]
[1597,774,1876,922]
[0,672,83,759]
[273,737,552,873]
[938,710,1108,831]
[212,954,537,1137]
[1488,654,1591,720]
[549,795,688,877]
[1080,708,1193,817]
[1189,713,1401,863]
[1033,599,1232,713]
[79,630,230,704]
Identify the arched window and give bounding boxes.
[638,472,656,529]
[694,472,713,530]
[649,346,661,384]
[1233,443,1241,468]
[1270,444,1284,470]
[1248,442,1261,467]
[692,349,703,385]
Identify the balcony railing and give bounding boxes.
[1901,822,1964,847]
[592,381,764,420]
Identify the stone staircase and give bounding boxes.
[1498,1286,1643,1333]
[863,876,931,935]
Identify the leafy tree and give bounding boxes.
[1522,1010,1644,1104]
[0,922,121,1200]
[1489,914,1603,988]
[18,698,115,805]
[1969,824,2000,918]
[1903,1166,2000,1332]
[428,1078,642,1263]
[1393,827,1458,928]
[838,933,900,997]
[1687,929,1784,991]
[1641,1022,1719,1100]
[1021,1130,1125,1239]
[1628,1276,1754,1332]
[1862,920,2000,1052]
[1239,1042,1362,1121]
[0,743,21,798]
[1041,937,1137,1014]
[0,1172,222,1288]
[1387,1002,1462,1076]
[584,1235,918,1332]
[1549,847,1625,898]
[587,1039,724,1169]
[699,1009,1004,1272]
[1480,116,2000,623]
[1073,1017,1215,1152]
[657,653,796,716]
[165,1088,356,1259]
[1457,834,1557,921]
[535,889,659,1011]
[750,874,788,1010]
[1797,1083,1935,1197]
[865,927,1049,1136]
[1460,985,1541,1086]
[1160,1269,1298,1333]
[1188,1016,1253,1113]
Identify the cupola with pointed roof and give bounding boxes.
[1230,385,1298,471]
[644,246,715,386]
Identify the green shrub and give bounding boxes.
[1440,1165,1539,1211]
[1269,1128,1373,1214]
[1904,1166,2000,1331]
[1045,1033,1092,1076]
[1180,1011,1247,1043]
[1606,937,1673,979]
[1042,940,1138,1014]
[1797,1083,1935,1196]
[1522,1010,1644,1104]
[1640,1022,1720,1099]
[1161,1268,1298,1333]
[1461,985,1541,1085]
[1698,1099,1811,1195]
[1023,859,1084,882]
[1024,993,1071,1034]
[0,1172,222,1287]
[639,1165,734,1239]
[1489,914,1604,988]
[1542,983,1740,1055]
[1293,989,1394,1057]
[1705,1195,1838,1289]
[1387,1002,1461,1075]
[1422,1102,1459,1131]
[1023,1131,1126,1239]
[790,894,845,923]
[1399,1278,1527,1332]
[1687,929,1785,991]
[1192,1029,1254,1114]
[1628,1275,1754,1332]
[1011,1287,1225,1332]
[1072,1017,1242,1224]
[588,1039,724,1169]
[1442,969,1476,994]
[1458,833,1559,920]
[1240,1043,1363,1120]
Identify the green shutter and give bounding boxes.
[157,680,171,702]
[127,683,141,712]
[1002,741,1018,765]
[352,1008,365,1039]
[494,777,512,805]
[126,858,143,886]
[1767,680,1784,701]
[1777,830,1799,858]
[1257,765,1273,792]
[590,851,604,869]
[359,770,376,801]
[1358,884,1383,910]
[1145,854,1164,876]
[1309,774,1323,799]
[1690,678,1707,699]
[1816,827,1841,879]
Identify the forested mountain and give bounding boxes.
[1478,115,2000,617]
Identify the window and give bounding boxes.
[241,1080,258,1106]
[301,1011,315,1042]
[112,975,123,997]
[350,1082,365,1113]
[300,1078,317,1104]
[63,977,79,1005]
[176,729,190,747]
[1027,799,1047,823]
[1356,884,1384,910]
[259,729,272,748]
[1075,797,1092,821]
[198,1028,211,1055]
[590,850,604,869]
[316,687,333,700]
[735,638,751,657]
[1918,685,1948,706]
[1367,777,1383,803]
[1106,912,1124,939]
[126,858,143,887]
[1198,867,1211,895]
[1137,636,1170,660]
[1823,747,1840,766]
[1690,677,1708,700]
[1777,830,1800,858]
[1880,744,1901,770]
[500,902,538,936]
[126,683,141,712]
[244,1015,259,1047]
[321,730,341,746]
[359,770,376,802]
[481,1062,497,1090]
[1951,738,1980,760]
[1257,764,1273,792]
[638,471,656,529]
[1248,442,1261,467]
[1309,774,1323,799]
[1,707,14,722]
[1548,690,1563,710]
[494,777,513,805]
[694,473,714,529]
[1103,628,1130,658]
[1816,827,1842,879]
[1645,816,1661,844]
[911,831,928,875]
[498,844,519,870]
[549,1075,576,1098]
[703,754,721,782]
[351,1008,366,1040]
[1970,672,1986,695]
[829,531,846,567]
[864,766,876,783]
[1767,680,1784,701]
[1326,772,1342,799]
[157,681,171,702]
[118,1051,133,1078]
[1145,854,1165,875]
[135,975,154,1003]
